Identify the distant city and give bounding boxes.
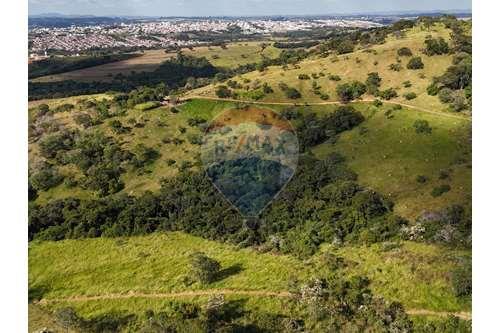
[28,12,471,56]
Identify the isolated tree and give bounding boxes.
[365,72,382,95]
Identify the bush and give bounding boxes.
[427,82,440,96]
[215,85,232,98]
[407,56,424,70]
[328,74,341,81]
[30,167,63,191]
[397,47,413,56]
[298,74,310,80]
[336,81,366,103]
[189,252,221,284]
[378,88,398,100]
[431,184,451,197]
[284,87,301,99]
[389,63,402,72]
[438,88,454,103]
[413,120,432,134]
[424,37,450,55]
[403,80,412,88]
[365,72,382,95]
[36,103,50,117]
[404,92,417,100]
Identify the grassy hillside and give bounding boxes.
[313,102,471,219]
[186,23,467,114]
[29,97,471,220]
[32,42,281,83]
[29,232,470,319]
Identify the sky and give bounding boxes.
[28,0,472,17]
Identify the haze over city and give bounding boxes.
[29,0,471,17]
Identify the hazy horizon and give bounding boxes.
[28,0,471,17]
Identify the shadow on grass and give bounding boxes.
[217,263,244,282]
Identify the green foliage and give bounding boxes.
[30,166,63,191]
[215,85,232,98]
[336,81,366,103]
[298,74,311,80]
[397,47,413,57]
[39,131,75,159]
[365,72,382,95]
[378,88,398,100]
[424,37,450,56]
[131,144,160,168]
[407,56,425,70]
[431,184,451,197]
[404,92,417,100]
[328,74,341,81]
[413,120,432,134]
[189,252,221,284]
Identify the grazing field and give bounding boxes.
[187,24,464,114]
[31,42,281,83]
[29,232,469,320]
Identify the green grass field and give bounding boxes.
[29,232,470,320]
[313,102,471,219]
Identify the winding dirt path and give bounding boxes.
[185,96,471,121]
[37,290,471,320]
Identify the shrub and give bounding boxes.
[424,37,450,55]
[36,103,50,117]
[413,120,432,134]
[365,72,382,95]
[189,252,221,284]
[404,92,417,100]
[378,88,398,100]
[328,74,341,81]
[427,82,440,96]
[372,99,383,107]
[336,81,366,103]
[403,80,412,88]
[39,131,75,159]
[438,88,454,103]
[407,56,424,70]
[30,167,63,191]
[431,184,451,197]
[389,63,402,71]
[298,74,310,80]
[284,87,301,99]
[215,85,232,98]
[397,47,413,56]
